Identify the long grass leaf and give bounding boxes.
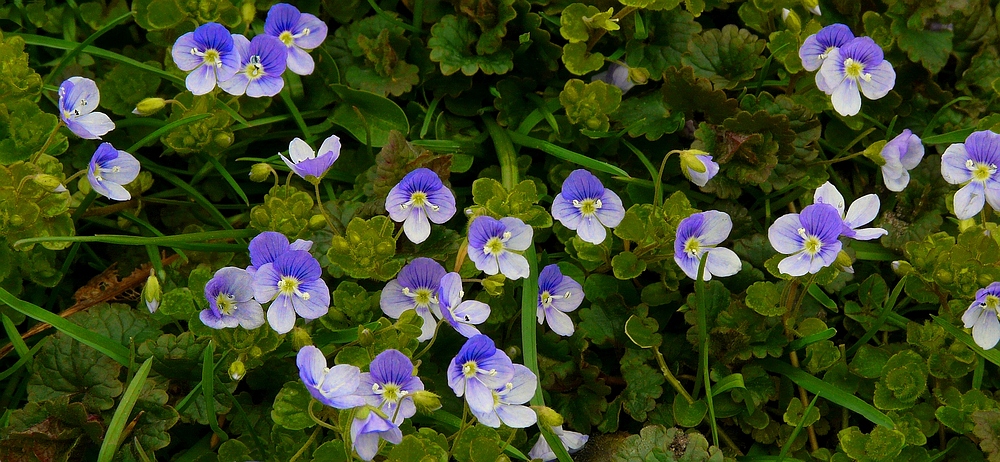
[126,114,212,153]
[15,228,256,249]
[932,315,1000,367]
[777,393,820,462]
[923,128,976,145]
[202,341,229,441]
[198,152,249,205]
[760,358,893,428]
[44,12,133,85]
[0,287,129,365]
[132,155,240,235]
[98,357,153,462]
[0,342,43,381]
[846,276,907,357]
[507,131,630,177]
[2,313,30,359]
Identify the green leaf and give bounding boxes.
[626,9,701,78]
[612,425,723,461]
[561,42,605,75]
[327,216,404,281]
[934,386,996,433]
[330,84,410,148]
[312,440,351,462]
[271,381,316,431]
[612,92,685,140]
[621,348,665,421]
[783,396,820,428]
[889,12,952,73]
[0,396,104,461]
[464,0,518,54]
[744,281,785,316]
[560,4,619,43]
[0,99,64,164]
[468,178,552,228]
[428,15,514,76]
[612,251,647,279]
[0,32,42,105]
[681,25,766,90]
[452,425,500,462]
[673,398,708,427]
[838,426,906,462]
[873,349,928,410]
[661,66,739,124]
[559,79,622,133]
[862,12,894,49]
[99,63,162,116]
[98,357,153,462]
[973,410,1000,460]
[27,330,124,411]
[625,311,662,349]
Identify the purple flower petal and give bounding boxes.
[941,143,972,184]
[264,3,300,36]
[249,231,291,270]
[768,213,805,254]
[285,46,315,75]
[293,13,328,50]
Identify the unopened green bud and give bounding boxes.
[214,132,234,148]
[241,0,256,23]
[32,174,63,191]
[411,390,442,413]
[309,215,327,229]
[249,163,274,182]
[132,97,167,116]
[532,406,564,428]
[891,260,913,276]
[291,327,312,349]
[863,140,888,166]
[354,405,372,420]
[250,346,263,357]
[142,271,162,313]
[801,0,821,15]
[958,217,976,232]
[781,8,802,32]
[358,327,375,347]
[626,66,650,86]
[229,360,247,380]
[835,250,854,274]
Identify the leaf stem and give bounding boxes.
[30,122,63,164]
[652,346,694,404]
[413,319,446,360]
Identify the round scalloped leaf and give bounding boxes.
[562,42,605,75]
[429,15,514,77]
[682,24,766,90]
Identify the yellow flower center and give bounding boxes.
[683,237,701,257]
[484,237,505,255]
[216,293,237,315]
[278,276,310,300]
[843,58,871,82]
[410,191,427,207]
[987,295,1000,311]
[573,198,602,217]
[203,49,220,67]
[244,56,264,80]
[462,360,479,378]
[802,236,823,255]
[279,31,295,46]
[413,288,432,307]
[967,159,998,182]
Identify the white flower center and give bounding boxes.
[843,58,871,82]
[966,159,998,182]
[278,28,310,46]
[191,48,223,68]
[244,55,265,80]
[462,360,496,378]
[372,382,407,404]
[216,293,237,315]
[402,287,435,308]
[483,231,512,256]
[798,227,823,256]
[278,276,310,300]
[540,290,571,308]
[572,198,603,217]
[400,191,440,212]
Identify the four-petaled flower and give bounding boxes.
[280,135,341,184]
[528,426,590,461]
[552,169,625,245]
[536,264,584,336]
[438,272,491,338]
[200,267,265,329]
[58,77,115,139]
[798,23,854,72]
[447,335,515,417]
[471,364,538,428]
[467,216,533,280]
[963,282,1000,350]
[812,182,887,240]
[246,231,312,277]
[171,23,240,96]
[264,3,328,75]
[817,36,895,117]
[673,211,742,281]
[297,345,365,409]
[386,168,457,244]
[252,250,329,334]
[941,130,1000,220]
[351,409,402,461]
[768,203,844,277]
[220,34,288,98]
[880,129,924,192]
[358,349,424,424]
[679,150,720,187]
[88,143,140,201]
[380,258,447,341]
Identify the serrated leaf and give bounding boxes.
[625,312,662,348]
[612,251,646,279]
[559,79,622,132]
[611,92,685,140]
[327,216,405,281]
[429,15,514,76]
[28,332,124,412]
[621,348,664,421]
[661,66,739,124]
[890,12,951,73]
[838,426,906,462]
[682,25,766,90]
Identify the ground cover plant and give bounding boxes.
[2,0,1000,461]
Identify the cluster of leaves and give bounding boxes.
[3,0,1000,461]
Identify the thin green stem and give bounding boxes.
[695,254,719,447]
[313,182,340,236]
[30,122,63,163]
[308,400,339,431]
[586,6,637,51]
[484,116,518,189]
[655,150,681,208]
[413,320,446,360]
[652,347,694,404]
[288,427,320,462]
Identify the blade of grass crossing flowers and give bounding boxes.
[14,229,256,250]
[0,287,130,365]
[202,340,229,441]
[133,155,241,237]
[696,254,719,447]
[760,357,894,428]
[506,130,629,177]
[197,152,249,206]
[280,85,312,140]
[846,276,907,357]
[98,357,153,462]
[2,313,30,359]
[127,114,211,153]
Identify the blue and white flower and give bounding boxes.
[673,211,742,281]
[170,23,240,95]
[537,264,583,336]
[380,258,447,341]
[87,143,140,201]
[297,345,365,409]
[438,272,491,339]
[768,203,844,277]
[941,130,1000,220]
[351,409,401,461]
[264,3,328,75]
[817,36,895,117]
[528,425,590,461]
[798,23,854,72]
[358,349,423,425]
[246,231,312,277]
[467,216,533,280]
[252,249,329,334]
[58,77,115,139]
[880,129,924,192]
[552,170,625,245]
[963,282,1000,350]
[813,182,887,240]
[471,364,537,428]
[280,135,341,184]
[386,168,457,244]
[679,150,720,187]
[220,34,287,98]
[200,267,265,329]
[447,335,515,417]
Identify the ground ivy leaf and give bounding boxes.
[873,349,928,410]
[559,79,622,132]
[612,425,722,461]
[429,15,514,76]
[744,281,785,317]
[327,216,404,281]
[672,398,708,427]
[838,426,906,462]
[458,0,518,55]
[611,92,685,140]
[28,330,124,411]
[682,25,766,90]
[137,331,207,380]
[620,348,664,421]
[272,381,316,431]
[661,66,739,124]
[0,32,42,105]
[561,42,605,75]
[626,8,701,78]
[0,99,65,164]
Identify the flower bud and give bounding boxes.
[781,8,801,32]
[532,406,564,428]
[958,217,976,232]
[358,327,375,347]
[142,271,162,313]
[249,163,274,182]
[229,360,247,380]
[679,149,711,174]
[835,250,854,274]
[863,140,888,166]
[801,0,821,15]
[290,327,312,350]
[309,215,327,229]
[411,390,442,413]
[891,260,913,276]
[214,132,234,148]
[31,174,63,191]
[241,0,256,23]
[626,66,650,86]
[132,97,167,116]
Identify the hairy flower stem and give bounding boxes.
[695,254,719,447]
[30,122,63,164]
[288,427,320,462]
[652,346,694,405]
[313,182,340,236]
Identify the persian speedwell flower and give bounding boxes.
[679,150,720,187]
[813,182,888,240]
[471,364,538,428]
[880,129,924,192]
[438,272,491,338]
[58,76,115,139]
[591,63,646,94]
[381,258,447,341]
[220,34,287,98]
[200,267,265,329]
[817,36,895,117]
[798,23,853,72]
[941,130,1000,220]
[673,211,742,281]
[88,143,140,201]
[768,203,844,277]
[467,216,533,280]
[536,264,583,336]
[358,349,424,424]
[247,231,312,277]
[170,23,239,95]
[528,426,590,461]
[963,282,1000,350]
[297,345,365,409]
[386,168,457,244]
[280,135,341,183]
[552,169,625,245]
[447,335,515,416]
[252,250,329,334]
[264,3,328,75]
[351,410,401,461]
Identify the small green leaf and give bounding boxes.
[428,15,514,77]
[561,42,605,76]
[889,12,952,73]
[327,216,405,281]
[838,426,906,462]
[612,251,646,279]
[745,281,785,316]
[783,397,820,428]
[625,312,662,349]
[672,398,708,427]
[559,79,622,132]
[330,84,410,148]
[271,381,316,431]
[682,25,766,90]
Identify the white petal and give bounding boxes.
[954,182,986,220]
[697,210,733,246]
[813,182,846,218]
[973,310,1000,350]
[844,194,880,228]
[859,61,895,100]
[705,247,741,278]
[941,143,972,184]
[288,138,315,163]
[830,78,862,117]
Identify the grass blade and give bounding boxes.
[923,128,976,145]
[0,342,43,381]
[507,131,629,177]
[202,340,229,441]
[932,315,1000,367]
[777,393,820,462]
[198,152,249,206]
[126,114,212,153]
[14,228,256,250]
[44,12,133,85]
[2,313,30,359]
[0,287,129,365]
[787,328,837,352]
[760,358,893,428]
[846,276,907,357]
[98,357,153,462]
[132,154,240,235]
